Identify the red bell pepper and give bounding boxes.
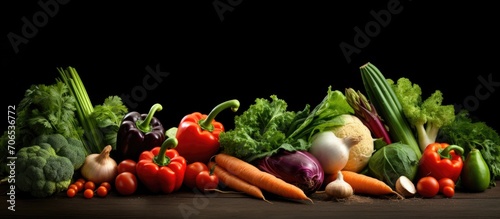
[418,142,464,183]
[175,99,240,164]
[136,137,187,193]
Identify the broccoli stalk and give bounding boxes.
[389,77,455,152]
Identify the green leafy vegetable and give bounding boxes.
[367,142,419,188]
[219,95,301,162]
[219,86,354,162]
[58,66,128,153]
[438,110,500,187]
[91,96,128,149]
[388,77,455,151]
[0,81,83,176]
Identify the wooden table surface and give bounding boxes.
[2,181,500,219]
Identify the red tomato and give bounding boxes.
[84,181,96,190]
[118,159,137,175]
[100,182,112,191]
[438,178,455,193]
[184,162,209,190]
[196,170,219,192]
[96,186,108,197]
[417,176,440,198]
[66,188,77,198]
[115,172,138,196]
[442,186,455,198]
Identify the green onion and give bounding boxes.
[57,67,104,154]
[360,62,421,159]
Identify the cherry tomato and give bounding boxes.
[417,176,440,198]
[438,178,455,193]
[195,170,219,192]
[96,186,108,197]
[100,182,112,191]
[184,162,209,190]
[74,181,84,192]
[76,178,86,184]
[85,181,96,190]
[84,189,94,199]
[68,184,78,192]
[115,172,138,196]
[442,186,455,198]
[66,188,77,198]
[118,159,137,175]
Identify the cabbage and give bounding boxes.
[254,150,324,195]
[367,142,419,188]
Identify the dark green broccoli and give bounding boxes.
[31,134,87,170]
[16,145,74,198]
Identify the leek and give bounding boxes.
[360,62,421,159]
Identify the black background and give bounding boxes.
[1,1,499,134]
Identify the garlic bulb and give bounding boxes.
[325,171,354,199]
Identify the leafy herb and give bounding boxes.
[91,96,128,149]
[0,81,83,175]
[437,110,500,186]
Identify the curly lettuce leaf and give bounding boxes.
[219,95,300,162]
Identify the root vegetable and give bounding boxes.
[395,175,416,198]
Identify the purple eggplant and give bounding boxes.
[254,150,324,195]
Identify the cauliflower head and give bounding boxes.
[16,145,74,198]
[31,133,87,170]
[331,114,374,172]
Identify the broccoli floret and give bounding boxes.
[16,145,74,198]
[31,134,87,170]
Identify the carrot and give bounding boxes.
[325,171,403,199]
[207,162,270,203]
[214,153,313,203]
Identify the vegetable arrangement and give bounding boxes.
[3,62,500,204]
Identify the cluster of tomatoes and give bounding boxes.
[416,176,456,198]
[115,159,139,195]
[184,162,219,192]
[66,178,111,199]
[67,159,220,198]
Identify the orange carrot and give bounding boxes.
[214,153,313,203]
[207,162,269,202]
[325,171,403,199]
